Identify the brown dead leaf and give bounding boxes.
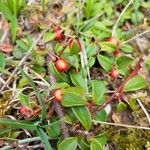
[0,43,13,53]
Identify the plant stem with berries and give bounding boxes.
[93,58,144,114]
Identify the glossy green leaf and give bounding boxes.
[95,134,107,147]
[90,138,103,150]
[124,75,148,92]
[99,42,116,53]
[69,40,80,55]
[92,80,105,104]
[19,92,29,107]
[0,52,6,72]
[10,14,17,42]
[85,0,93,18]
[116,56,134,75]
[48,62,70,83]
[97,54,112,72]
[43,32,55,42]
[58,137,78,150]
[129,99,137,110]
[116,102,127,112]
[70,73,88,92]
[49,82,70,91]
[116,56,134,68]
[72,106,91,131]
[120,44,133,53]
[47,120,61,138]
[86,44,97,58]
[62,92,86,107]
[94,109,107,121]
[0,1,12,21]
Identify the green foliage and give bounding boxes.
[124,75,148,92]
[19,67,47,120]
[36,126,52,150]
[0,52,6,72]
[70,73,88,92]
[97,54,112,72]
[0,0,149,149]
[116,55,134,75]
[94,109,107,122]
[0,0,24,42]
[72,106,92,131]
[92,80,105,104]
[58,137,78,150]
[90,138,103,150]
[62,92,86,107]
[116,102,127,112]
[19,92,29,107]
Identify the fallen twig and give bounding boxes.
[92,120,150,130]
[137,98,150,125]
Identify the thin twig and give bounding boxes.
[112,0,133,37]
[92,120,150,130]
[121,29,150,45]
[137,99,150,125]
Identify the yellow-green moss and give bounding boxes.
[110,129,150,150]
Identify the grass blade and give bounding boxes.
[0,118,37,131]
[37,126,52,150]
[19,67,47,120]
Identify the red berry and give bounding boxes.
[107,37,118,46]
[109,69,119,79]
[55,58,69,72]
[53,89,63,102]
[54,27,63,41]
[113,50,120,57]
[19,106,29,115]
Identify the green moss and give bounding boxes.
[110,129,150,150]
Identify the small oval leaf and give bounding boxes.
[124,75,148,92]
[72,106,92,131]
[62,92,86,107]
[58,137,78,150]
[90,138,103,150]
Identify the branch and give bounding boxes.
[92,120,150,130]
[137,99,150,125]
[46,54,70,139]
[93,58,144,113]
[120,29,150,45]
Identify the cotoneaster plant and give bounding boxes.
[113,50,120,57]
[109,68,119,79]
[54,27,64,41]
[0,1,149,150]
[107,37,118,46]
[55,58,69,72]
[53,89,63,102]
